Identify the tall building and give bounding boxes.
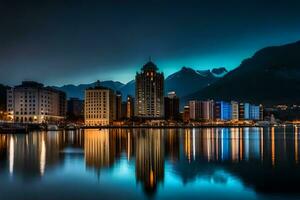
[126,95,134,119]
[183,106,190,123]
[215,101,231,121]
[239,102,261,121]
[239,103,245,120]
[115,92,122,120]
[135,61,164,118]
[249,104,260,120]
[259,104,264,121]
[201,100,214,121]
[84,85,116,126]
[6,81,66,123]
[244,103,250,120]
[189,100,202,120]
[164,91,179,120]
[231,101,239,121]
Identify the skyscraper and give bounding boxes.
[135,61,164,118]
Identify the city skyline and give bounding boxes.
[1,1,300,85]
[1,2,300,200]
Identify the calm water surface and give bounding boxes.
[0,127,300,200]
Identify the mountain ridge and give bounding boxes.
[184,40,300,106]
[54,67,227,100]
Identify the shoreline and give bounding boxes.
[81,124,279,129]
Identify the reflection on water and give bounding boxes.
[0,127,300,199]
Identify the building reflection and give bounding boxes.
[164,129,180,163]
[5,132,62,178]
[1,127,300,194]
[135,129,164,195]
[84,129,114,170]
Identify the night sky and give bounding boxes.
[1,0,300,86]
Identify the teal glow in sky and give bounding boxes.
[1,1,300,86]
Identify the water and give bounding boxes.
[0,127,300,200]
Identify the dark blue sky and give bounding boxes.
[1,0,300,86]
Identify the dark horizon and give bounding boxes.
[1,0,300,86]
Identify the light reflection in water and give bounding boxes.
[295,126,298,164]
[0,127,299,199]
[9,136,14,175]
[40,134,46,176]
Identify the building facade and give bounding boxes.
[249,104,260,120]
[7,81,66,123]
[135,61,164,118]
[183,106,190,123]
[189,100,202,120]
[164,91,180,120]
[126,95,134,119]
[84,86,116,126]
[231,101,239,121]
[215,101,232,121]
[201,100,214,121]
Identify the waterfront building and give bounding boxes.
[115,92,122,120]
[164,91,180,120]
[215,101,231,121]
[201,100,214,121]
[239,102,262,121]
[239,103,245,120]
[6,81,66,123]
[67,97,84,119]
[84,85,116,126]
[126,95,134,119]
[183,106,190,123]
[244,103,250,120]
[189,100,201,120]
[231,101,239,121]
[214,102,221,120]
[135,61,164,118]
[250,104,260,120]
[259,104,264,121]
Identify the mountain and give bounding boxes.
[211,67,228,77]
[55,67,227,100]
[165,67,224,97]
[54,80,124,99]
[119,80,135,98]
[185,40,300,106]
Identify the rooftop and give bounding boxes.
[142,61,158,72]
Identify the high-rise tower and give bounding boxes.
[135,60,164,118]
